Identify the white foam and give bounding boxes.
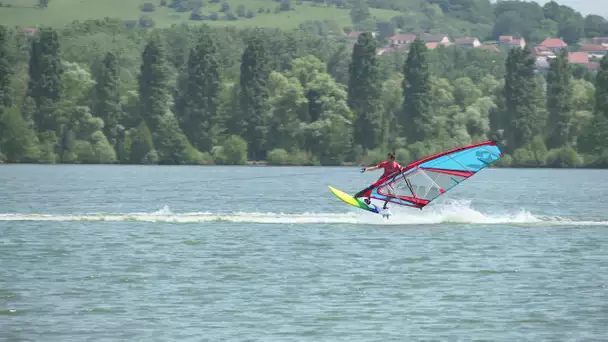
[0,202,606,226]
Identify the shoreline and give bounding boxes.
[0,162,606,169]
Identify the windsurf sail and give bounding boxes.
[355,140,503,209]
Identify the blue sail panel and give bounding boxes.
[365,141,503,209]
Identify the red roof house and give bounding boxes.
[568,52,589,64]
[498,35,526,49]
[539,38,568,52]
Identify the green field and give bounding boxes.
[0,0,402,29]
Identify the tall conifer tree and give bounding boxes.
[347,32,382,149]
[596,55,608,119]
[402,38,432,143]
[0,26,11,109]
[138,35,169,132]
[239,33,271,160]
[504,46,545,151]
[27,27,63,132]
[176,29,221,153]
[92,52,122,147]
[546,50,573,149]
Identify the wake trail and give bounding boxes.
[1,204,607,226]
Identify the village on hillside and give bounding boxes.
[345,31,608,71]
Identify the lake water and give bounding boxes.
[1,165,607,341]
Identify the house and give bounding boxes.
[535,58,550,70]
[498,35,526,49]
[532,45,556,59]
[477,44,501,53]
[23,28,38,37]
[590,37,608,46]
[420,33,451,44]
[567,52,602,70]
[539,38,568,52]
[454,37,481,48]
[578,44,608,59]
[425,42,452,50]
[376,47,397,55]
[568,51,589,65]
[588,62,601,70]
[346,31,376,40]
[388,33,416,46]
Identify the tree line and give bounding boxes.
[0,21,607,167]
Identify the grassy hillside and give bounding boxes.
[0,0,402,30]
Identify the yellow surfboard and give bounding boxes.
[328,185,382,215]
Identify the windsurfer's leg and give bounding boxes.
[383,184,395,209]
[354,185,373,198]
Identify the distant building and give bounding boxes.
[23,28,38,37]
[539,38,568,53]
[376,47,397,56]
[498,35,526,49]
[568,51,589,64]
[388,34,416,46]
[477,44,501,53]
[590,37,608,46]
[346,31,376,40]
[578,44,608,59]
[453,37,481,48]
[425,42,452,50]
[532,46,555,59]
[420,33,451,44]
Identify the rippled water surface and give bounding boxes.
[1,165,607,341]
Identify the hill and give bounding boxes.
[0,0,397,29]
[0,0,492,38]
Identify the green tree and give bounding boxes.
[597,55,608,119]
[61,61,95,105]
[0,107,40,162]
[402,38,432,144]
[214,135,248,165]
[92,52,122,147]
[304,72,353,164]
[379,76,403,150]
[176,29,221,153]
[579,54,608,164]
[348,32,382,149]
[90,131,117,163]
[27,27,63,131]
[155,113,191,164]
[138,34,197,164]
[546,50,573,149]
[239,33,271,160]
[349,0,370,24]
[584,15,608,37]
[327,43,350,85]
[452,77,482,110]
[138,35,170,132]
[129,120,157,164]
[0,26,11,109]
[504,46,545,152]
[267,71,306,151]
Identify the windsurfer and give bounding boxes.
[355,152,404,209]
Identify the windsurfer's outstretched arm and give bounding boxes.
[361,165,380,173]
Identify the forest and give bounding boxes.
[0,0,608,167]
